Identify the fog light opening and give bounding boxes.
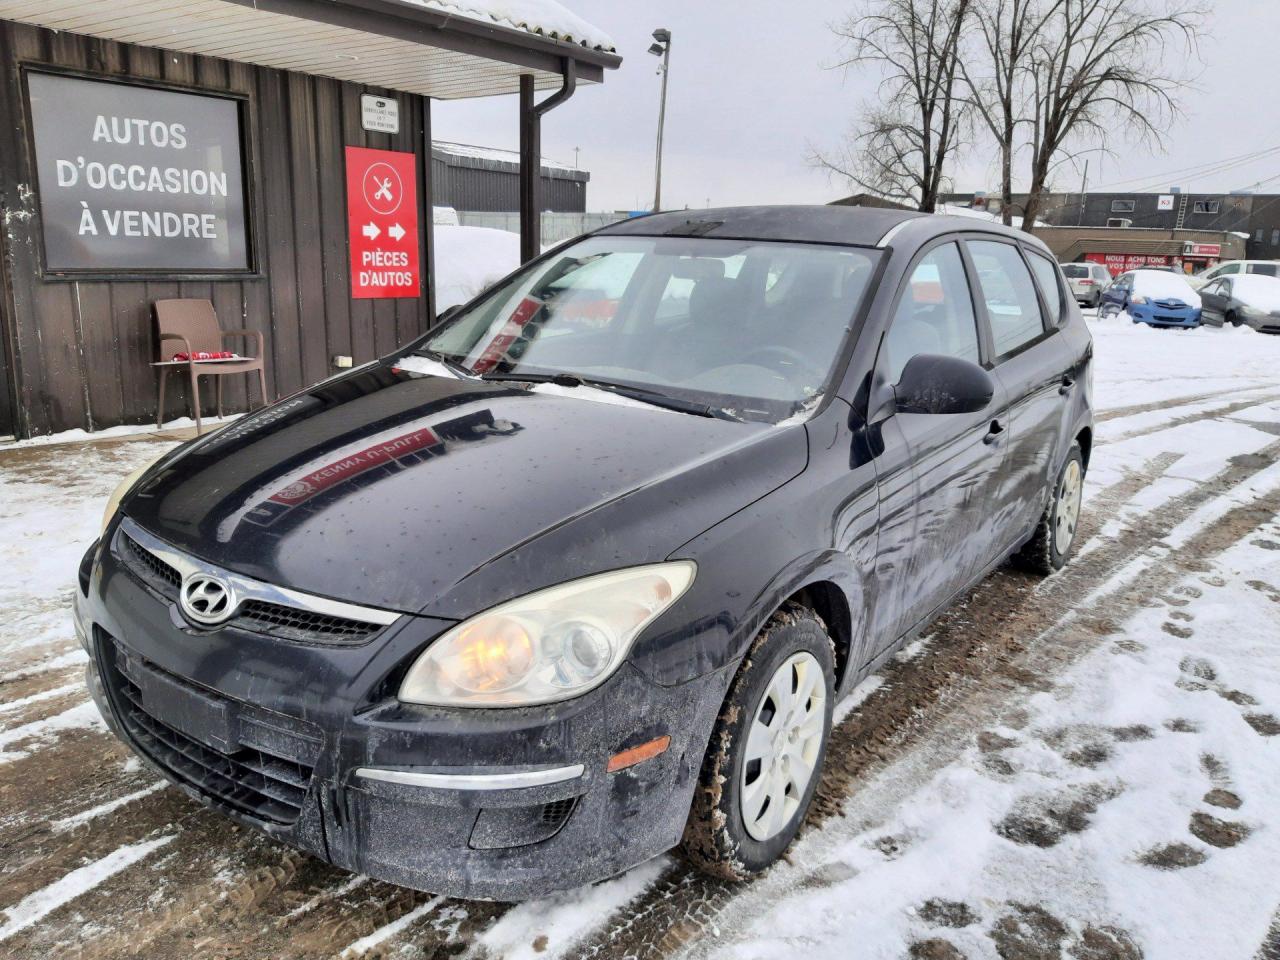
[607,734,672,773]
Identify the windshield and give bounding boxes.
[418,235,880,423]
[1132,270,1198,302]
[1061,264,1089,278]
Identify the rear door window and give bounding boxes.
[1249,263,1279,277]
[1026,251,1065,327]
[883,242,981,383]
[967,240,1048,359]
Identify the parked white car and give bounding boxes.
[1186,260,1280,290]
[1060,262,1113,307]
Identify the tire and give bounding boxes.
[1227,311,1241,328]
[679,603,835,880]
[1012,443,1085,576]
[1091,291,1101,308]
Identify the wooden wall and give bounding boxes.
[0,20,433,437]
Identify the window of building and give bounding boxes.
[967,240,1048,358]
[1106,218,1132,228]
[1256,229,1264,243]
[1272,229,1279,246]
[1110,199,1136,213]
[1193,200,1221,215]
[883,243,980,383]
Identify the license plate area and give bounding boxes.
[138,666,238,754]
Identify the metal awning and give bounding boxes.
[0,0,621,99]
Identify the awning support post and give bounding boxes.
[519,59,576,263]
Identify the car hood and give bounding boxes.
[121,362,808,617]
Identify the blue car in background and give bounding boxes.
[1099,269,1202,327]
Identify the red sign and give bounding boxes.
[1186,242,1221,257]
[1084,252,1171,277]
[345,146,420,299]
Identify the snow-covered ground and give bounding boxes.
[1,312,1279,958]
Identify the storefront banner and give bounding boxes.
[345,146,421,299]
[26,72,249,272]
[1084,252,1171,276]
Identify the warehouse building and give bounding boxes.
[432,140,588,213]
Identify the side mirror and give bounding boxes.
[894,354,995,416]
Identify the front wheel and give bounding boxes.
[679,603,835,880]
[1012,444,1085,576]
[1227,311,1242,328]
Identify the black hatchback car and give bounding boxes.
[76,206,1092,899]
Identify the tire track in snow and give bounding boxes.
[0,836,174,944]
[1096,382,1275,423]
[565,442,1280,960]
[1099,392,1280,446]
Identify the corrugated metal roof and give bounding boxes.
[433,140,583,176]
[404,0,615,52]
[0,0,619,99]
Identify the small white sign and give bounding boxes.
[1157,194,1175,211]
[360,95,399,135]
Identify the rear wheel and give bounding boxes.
[1012,444,1085,576]
[1227,311,1242,327]
[679,603,835,880]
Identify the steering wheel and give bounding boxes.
[739,345,824,381]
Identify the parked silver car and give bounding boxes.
[1060,262,1112,307]
[1198,274,1280,332]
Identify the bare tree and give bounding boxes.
[814,0,972,212]
[958,0,1063,224]
[1019,0,1202,230]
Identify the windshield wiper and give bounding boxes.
[480,371,742,421]
[411,347,475,379]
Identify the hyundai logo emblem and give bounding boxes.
[180,573,235,626]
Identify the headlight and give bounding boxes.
[399,562,696,707]
[100,460,158,536]
[1130,296,1148,305]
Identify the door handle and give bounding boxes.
[983,419,1005,445]
[1058,375,1075,396]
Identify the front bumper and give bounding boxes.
[77,532,730,900]
[1128,303,1200,327]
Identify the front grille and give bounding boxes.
[101,637,316,825]
[236,599,381,643]
[122,533,181,599]
[540,797,577,827]
[118,532,385,645]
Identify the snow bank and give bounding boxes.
[402,0,615,50]
[1131,269,1200,305]
[433,223,522,309]
[1229,274,1280,311]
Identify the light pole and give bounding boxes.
[648,29,671,211]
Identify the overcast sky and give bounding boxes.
[433,0,1280,211]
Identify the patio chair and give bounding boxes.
[154,299,269,434]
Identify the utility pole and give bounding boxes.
[1078,159,1088,226]
[648,29,671,211]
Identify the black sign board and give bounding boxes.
[26,72,251,274]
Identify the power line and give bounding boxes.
[1086,144,1280,193]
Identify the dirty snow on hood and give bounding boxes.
[1229,274,1280,312]
[399,0,615,50]
[1132,269,1201,306]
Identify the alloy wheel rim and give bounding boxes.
[740,651,826,842]
[1054,460,1083,556]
